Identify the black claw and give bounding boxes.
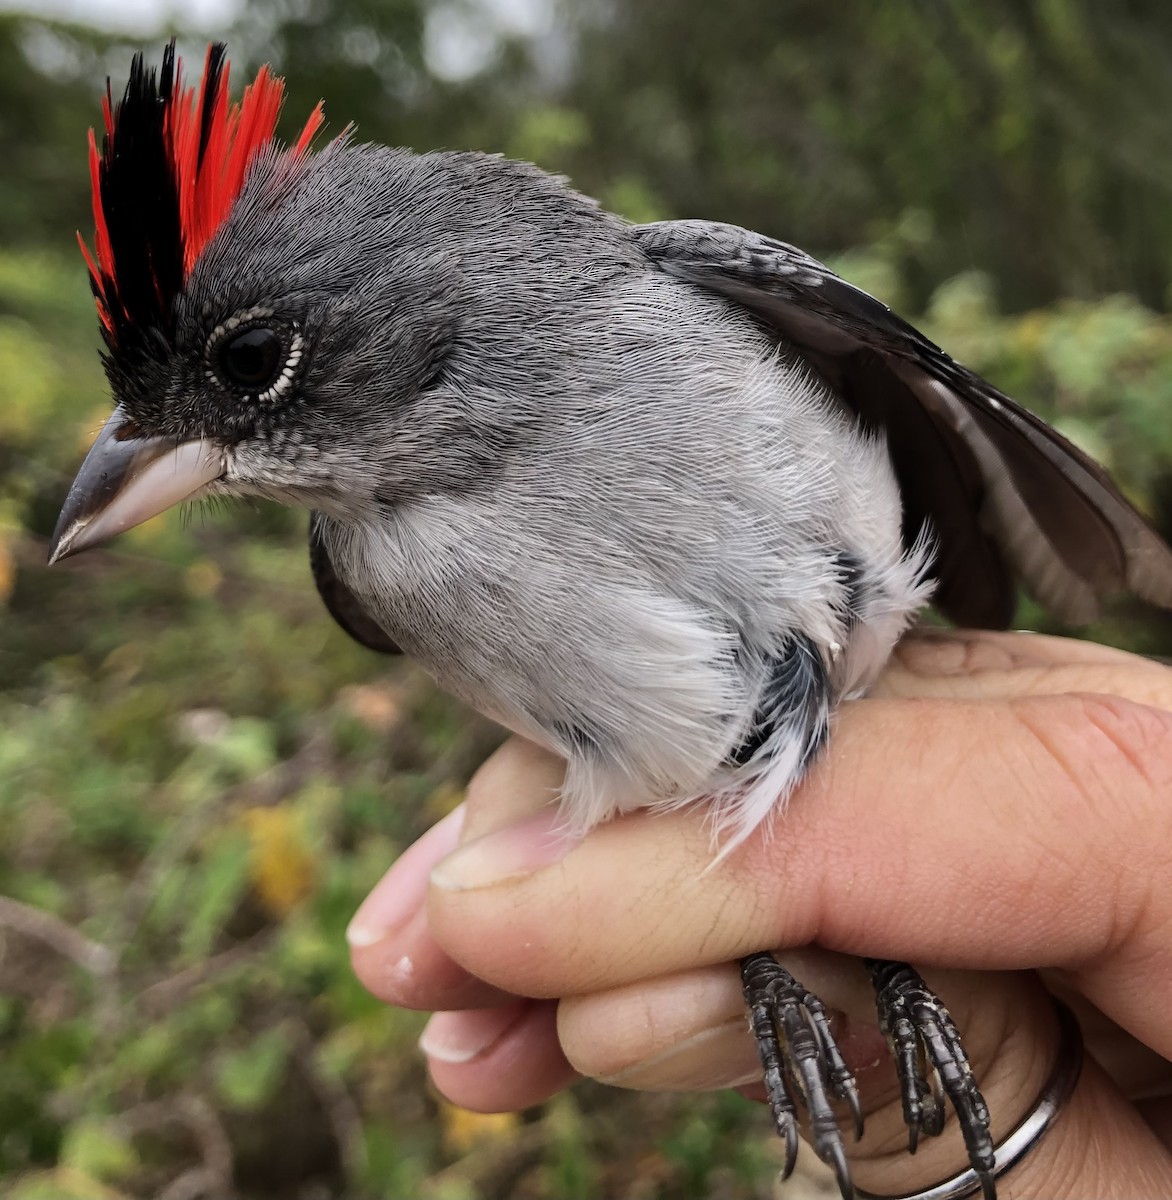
[805,988,865,1140]
[920,1063,946,1139]
[780,1114,799,1181]
[843,1077,864,1142]
[866,959,997,1195]
[741,952,862,1194]
[828,1138,854,1200]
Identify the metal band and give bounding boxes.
[855,1000,1085,1200]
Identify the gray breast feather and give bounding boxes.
[318,270,928,843]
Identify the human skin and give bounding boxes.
[348,629,1172,1196]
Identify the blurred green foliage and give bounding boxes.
[1,1,1170,1197]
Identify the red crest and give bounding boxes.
[81,43,324,354]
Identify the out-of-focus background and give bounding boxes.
[1,2,1171,1197]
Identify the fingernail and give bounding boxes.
[430,807,581,892]
[347,804,465,947]
[419,1003,528,1064]
[596,1017,761,1091]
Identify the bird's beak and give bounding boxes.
[47,406,225,564]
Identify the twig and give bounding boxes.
[117,1094,236,1198]
[291,1020,369,1183]
[155,1166,223,1200]
[109,785,226,955]
[0,894,116,977]
[178,1094,235,1191]
[135,930,275,1017]
[419,1120,548,1199]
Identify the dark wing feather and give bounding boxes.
[634,219,1172,627]
[308,512,401,655]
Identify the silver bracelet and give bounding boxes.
[855,1000,1085,1200]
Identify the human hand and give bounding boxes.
[348,630,1172,1197]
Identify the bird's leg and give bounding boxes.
[865,958,996,1200]
[740,952,863,1200]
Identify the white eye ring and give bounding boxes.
[205,306,304,404]
[253,329,304,404]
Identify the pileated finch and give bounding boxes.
[49,42,1172,1200]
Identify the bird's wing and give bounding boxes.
[634,219,1172,628]
[308,512,401,654]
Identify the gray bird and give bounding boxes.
[50,44,1172,1200]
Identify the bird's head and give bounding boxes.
[49,42,468,563]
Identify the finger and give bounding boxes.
[1046,977,1172,1101]
[556,958,1172,1110]
[348,803,508,1009]
[991,1057,1172,1197]
[422,1000,578,1112]
[1138,1096,1172,1151]
[553,951,1043,1190]
[557,949,883,1090]
[876,1053,1172,1198]
[900,627,1166,671]
[880,630,1172,706]
[461,735,566,840]
[348,738,565,1011]
[557,960,1172,1197]
[427,693,1172,1058]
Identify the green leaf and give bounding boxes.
[178,831,252,961]
[58,1117,139,1183]
[214,1024,291,1111]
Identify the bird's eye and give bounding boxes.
[206,310,304,404]
[219,327,282,389]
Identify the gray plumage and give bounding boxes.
[58,60,1172,1194]
[81,141,1172,844]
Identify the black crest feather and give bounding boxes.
[84,42,189,367]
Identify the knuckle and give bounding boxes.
[1012,693,1172,958]
[1067,692,1172,800]
[1011,692,1170,820]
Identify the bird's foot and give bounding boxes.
[865,958,996,1200]
[741,954,996,1199]
[740,951,863,1199]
